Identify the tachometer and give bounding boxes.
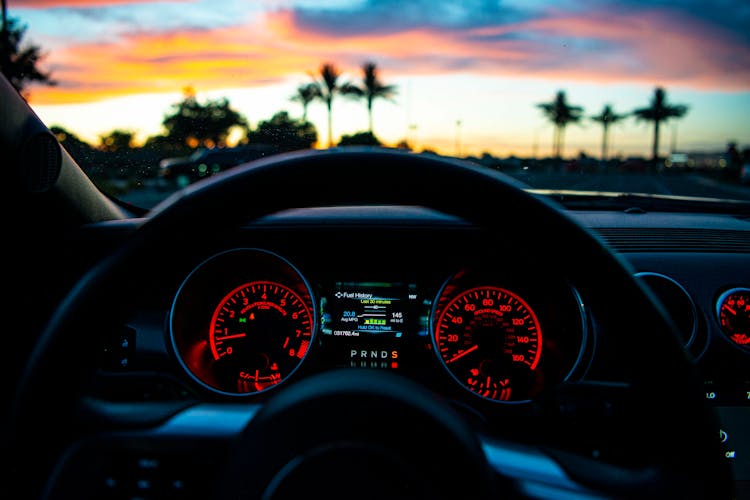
[434,286,543,402]
[170,248,316,396]
[209,281,313,393]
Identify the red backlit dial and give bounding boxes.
[435,286,543,402]
[717,288,750,348]
[209,280,313,394]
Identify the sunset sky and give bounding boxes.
[10,0,750,158]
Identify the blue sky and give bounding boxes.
[10,0,750,157]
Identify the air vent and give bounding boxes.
[634,272,708,359]
[594,228,750,253]
[634,272,697,348]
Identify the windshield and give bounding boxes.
[4,0,750,209]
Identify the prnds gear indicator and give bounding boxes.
[320,282,426,370]
[434,286,543,402]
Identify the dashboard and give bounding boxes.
[75,204,750,497]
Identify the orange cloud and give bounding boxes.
[272,7,750,89]
[27,7,750,105]
[32,15,314,104]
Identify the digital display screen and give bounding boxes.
[321,282,419,338]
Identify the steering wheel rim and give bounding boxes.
[8,148,732,499]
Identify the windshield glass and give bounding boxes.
[4,0,750,208]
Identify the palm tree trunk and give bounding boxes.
[552,127,559,158]
[652,118,660,161]
[367,98,373,134]
[302,104,308,122]
[602,122,608,161]
[327,99,333,148]
[559,126,566,159]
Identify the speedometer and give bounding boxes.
[716,287,750,349]
[434,286,543,402]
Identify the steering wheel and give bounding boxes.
[8,148,733,499]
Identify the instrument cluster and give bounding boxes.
[169,247,592,406]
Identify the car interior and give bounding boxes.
[1,29,749,500]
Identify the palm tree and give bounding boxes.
[591,105,627,161]
[311,62,359,148]
[537,91,584,158]
[290,83,319,122]
[632,87,688,161]
[355,61,397,134]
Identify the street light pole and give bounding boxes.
[408,123,417,150]
[455,120,462,157]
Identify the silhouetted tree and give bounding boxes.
[591,105,627,161]
[162,88,247,148]
[99,129,135,152]
[0,16,55,95]
[395,139,411,150]
[51,125,92,155]
[725,142,742,179]
[632,87,688,161]
[290,83,319,121]
[50,125,102,173]
[338,131,381,146]
[142,134,192,157]
[351,61,397,134]
[246,111,317,151]
[537,91,583,159]
[311,62,359,148]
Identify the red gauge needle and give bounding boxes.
[724,306,737,316]
[447,345,478,364]
[215,333,247,340]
